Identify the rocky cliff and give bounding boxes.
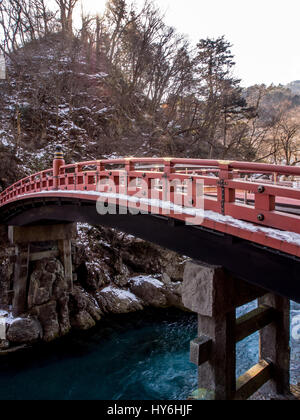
[0,223,189,352]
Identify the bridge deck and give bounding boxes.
[1,158,300,302]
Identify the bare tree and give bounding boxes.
[55,0,79,37]
[266,109,300,165]
[0,0,23,55]
[0,0,57,57]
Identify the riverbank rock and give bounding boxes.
[7,318,42,344]
[120,239,188,278]
[69,286,102,330]
[0,340,10,350]
[163,283,185,310]
[114,258,131,287]
[129,275,167,307]
[0,224,191,350]
[32,301,60,342]
[28,259,66,309]
[98,286,143,314]
[71,310,96,330]
[57,294,71,336]
[129,275,184,309]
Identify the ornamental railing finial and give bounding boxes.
[53,145,65,190]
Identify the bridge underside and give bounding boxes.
[1,196,299,304]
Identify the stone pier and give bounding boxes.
[8,223,77,317]
[182,261,291,400]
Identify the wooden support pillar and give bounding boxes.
[182,261,282,400]
[58,240,73,292]
[12,244,30,317]
[182,262,244,399]
[197,311,236,400]
[9,223,77,312]
[259,293,290,395]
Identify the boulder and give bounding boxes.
[0,340,10,350]
[7,318,42,344]
[32,301,60,342]
[70,310,96,330]
[83,263,108,290]
[129,275,168,307]
[113,258,131,287]
[28,258,65,309]
[70,286,102,322]
[120,240,163,273]
[57,294,71,336]
[160,253,189,283]
[161,272,172,285]
[163,285,185,310]
[120,240,188,281]
[98,286,143,314]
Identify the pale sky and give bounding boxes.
[79,0,300,87]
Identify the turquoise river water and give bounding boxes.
[0,302,299,400]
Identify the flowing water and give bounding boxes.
[0,304,299,400]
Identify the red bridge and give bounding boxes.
[1,149,299,400]
[1,150,300,303]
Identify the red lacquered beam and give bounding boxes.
[230,161,300,176]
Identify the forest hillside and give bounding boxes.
[0,0,300,190]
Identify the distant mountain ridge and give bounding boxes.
[286,80,300,95]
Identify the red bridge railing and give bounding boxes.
[1,156,300,238]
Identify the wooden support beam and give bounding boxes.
[12,244,30,317]
[259,294,290,395]
[235,305,277,343]
[29,250,60,262]
[9,223,77,244]
[235,360,273,400]
[190,336,212,366]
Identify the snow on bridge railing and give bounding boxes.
[1,154,300,236]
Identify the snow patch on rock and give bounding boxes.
[101,286,140,302]
[130,275,164,289]
[0,310,23,326]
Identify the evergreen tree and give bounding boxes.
[193,36,252,157]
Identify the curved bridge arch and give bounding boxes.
[1,156,300,302]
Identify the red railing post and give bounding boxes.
[95,161,105,191]
[217,161,235,215]
[125,158,134,173]
[97,161,105,172]
[124,158,135,191]
[162,159,174,203]
[53,146,65,190]
[255,187,275,223]
[163,158,174,176]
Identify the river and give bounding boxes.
[0,303,299,400]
